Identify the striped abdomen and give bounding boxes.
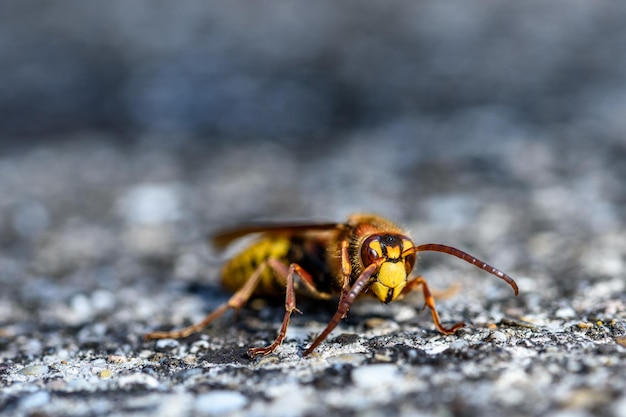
[220,237,292,297]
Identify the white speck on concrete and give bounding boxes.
[260,384,316,416]
[118,373,161,389]
[394,305,417,322]
[327,353,368,366]
[555,306,576,319]
[155,338,180,350]
[157,393,194,417]
[117,182,184,225]
[91,289,116,312]
[449,339,470,351]
[70,293,94,320]
[352,364,399,389]
[22,338,43,356]
[424,342,449,355]
[18,364,50,376]
[488,331,508,343]
[194,391,248,415]
[19,391,50,410]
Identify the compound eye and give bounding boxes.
[404,253,416,274]
[361,236,383,266]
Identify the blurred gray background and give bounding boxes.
[1,2,626,417]
[2,1,625,141]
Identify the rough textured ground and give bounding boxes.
[2,2,626,417]
[1,137,625,417]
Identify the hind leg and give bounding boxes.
[144,260,271,340]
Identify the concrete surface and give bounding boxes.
[1,2,626,417]
[1,136,625,417]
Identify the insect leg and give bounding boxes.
[303,260,382,356]
[428,282,461,300]
[247,262,302,357]
[337,239,352,316]
[144,259,270,341]
[404,276,465,334]
[268,259,333,300]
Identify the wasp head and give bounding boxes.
[361,234,416,303]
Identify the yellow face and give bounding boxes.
[361,234,416,303]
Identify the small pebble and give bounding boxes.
[67,378,96,392]
[194,391,248,415]
[555,306,576,319]
[189,340,211,354]
[118,373,160,389]
[372,351,394,362]
[22,339,43,356]
[174,368,203,380]
[394,305,417,321]
[254,356,280,366]
[489,331,508,343]
[91,358,107,367]
[117,182,183,225]
[448,339,469,351]
[352,364,398,389]
[46,379,68,391]
[364,317,387,329]
[107,354,128,363]
[91,289,116,312]
[327,353,367,366]
[18,364,49,376]
[70,293,94,320]
[19,391,50,410]
[155,338,180,351]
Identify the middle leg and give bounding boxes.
[247,261,315,357]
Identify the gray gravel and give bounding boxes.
[1,136,625,417]
[2,2,626,417]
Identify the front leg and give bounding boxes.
[403,276,465,334]
[338,239,352,317]
[303,258,384,356]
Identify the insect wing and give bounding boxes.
[212,222,340,249]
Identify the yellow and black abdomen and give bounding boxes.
[220,236,292,297]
